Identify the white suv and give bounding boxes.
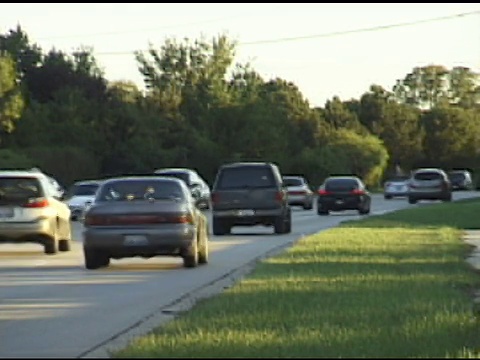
[0,170,72,254]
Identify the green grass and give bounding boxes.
[112,198,480,358]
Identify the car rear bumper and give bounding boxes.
[288,195,312,205]
[409,190,450,200]
[318,197,364,211]
[83,225,197,256]
[0,218,54,242]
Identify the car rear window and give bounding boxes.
[325,178,359,191]
[414,172,442,181]
[155,172,190,185]
[0,177,43,204]
[68,184,99,197]
[216,167,276,190]
[448,173,466,181]
[283,178,304,187]
[96,180,185,202]
[388,176,409,182]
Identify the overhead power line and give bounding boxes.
[239,9,480,46]
[35,13,251,41]
[52,9,480,56]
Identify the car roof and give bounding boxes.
[326,176,360,181]
[101,176,185,185]
[283,175,305,179]
[74,180,104,186]
[413,168,444,173]
[154,168,195,174]
[220,162,275,169]
[0,170,47,179]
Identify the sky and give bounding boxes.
[1,3,479,107]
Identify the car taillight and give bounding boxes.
[318,189,330,195]
[211,192,219,204]
[275,191,285,201]
[168,214,195,224]
[84,215,106,226]
[22,197,49,208]
[351,189,365,195]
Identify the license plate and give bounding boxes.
[124,235,148,246]
[0,207,14,218]
[236,209,255,216]
[335,200,344,205]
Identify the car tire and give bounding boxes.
[384,195,392,200]
[58,239,71,252]
[359,207,370,215]
[183,239,199,268]
[274,214,288,234]
[212,218,230,236]
[285,211,292,234]
[198,225,209,265]
[443,194,452,202]
[317,206,329,216]
[44,237,57,255]
[84,248,108,270]
[303,202,313,210]
[408,197,417,204]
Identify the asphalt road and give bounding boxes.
[0,192,478,358]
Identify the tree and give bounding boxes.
[0,54,24,135]
[393,65,479,109]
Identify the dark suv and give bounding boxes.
[210,162,292,235]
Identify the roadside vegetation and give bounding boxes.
[1,26,480,189]
[113,198,480,358]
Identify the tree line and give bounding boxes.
[0,25,479,188]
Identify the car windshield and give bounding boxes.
[68,184,99,197]
[283,178,304,187]
[217,167,275,190]
[0,177,43,204]
[96,180,185,202]
[325,178,359,191]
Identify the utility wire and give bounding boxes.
[35,13,252,41]
[87,9,480,56]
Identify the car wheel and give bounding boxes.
[198,224,209,265]
[44,237,57,255]
[84,248,108,270]
[58,239,71,252]
[183,239,199,268]
[384,195,392,200]
[274,214,288,234]
[303,202,313,210]
[317,206,329,215]
[443,194,452,202]
[285,211,292,234]
[212,218,230,235]
[408,197,417,204]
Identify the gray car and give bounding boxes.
[82,176,209,270]
[408,168,452,204]
[210,162,292,235]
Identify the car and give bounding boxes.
[383,175,410,199]
[153,168,211,209]
[282,175,314,210]
[82,176,209,270]
[408,168,452,204]
[64,180,103,220]
[210,162,291,235]
[317,176,371,215]
[0,170,72,254]
[448,170,473,191]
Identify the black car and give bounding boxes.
[317,176,371,215]
[153,168,211,209]
[210,162,291,235]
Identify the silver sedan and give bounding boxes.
[82,176,209,270]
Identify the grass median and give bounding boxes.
[113,198,480,358]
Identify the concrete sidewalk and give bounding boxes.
[463,230,480,303]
